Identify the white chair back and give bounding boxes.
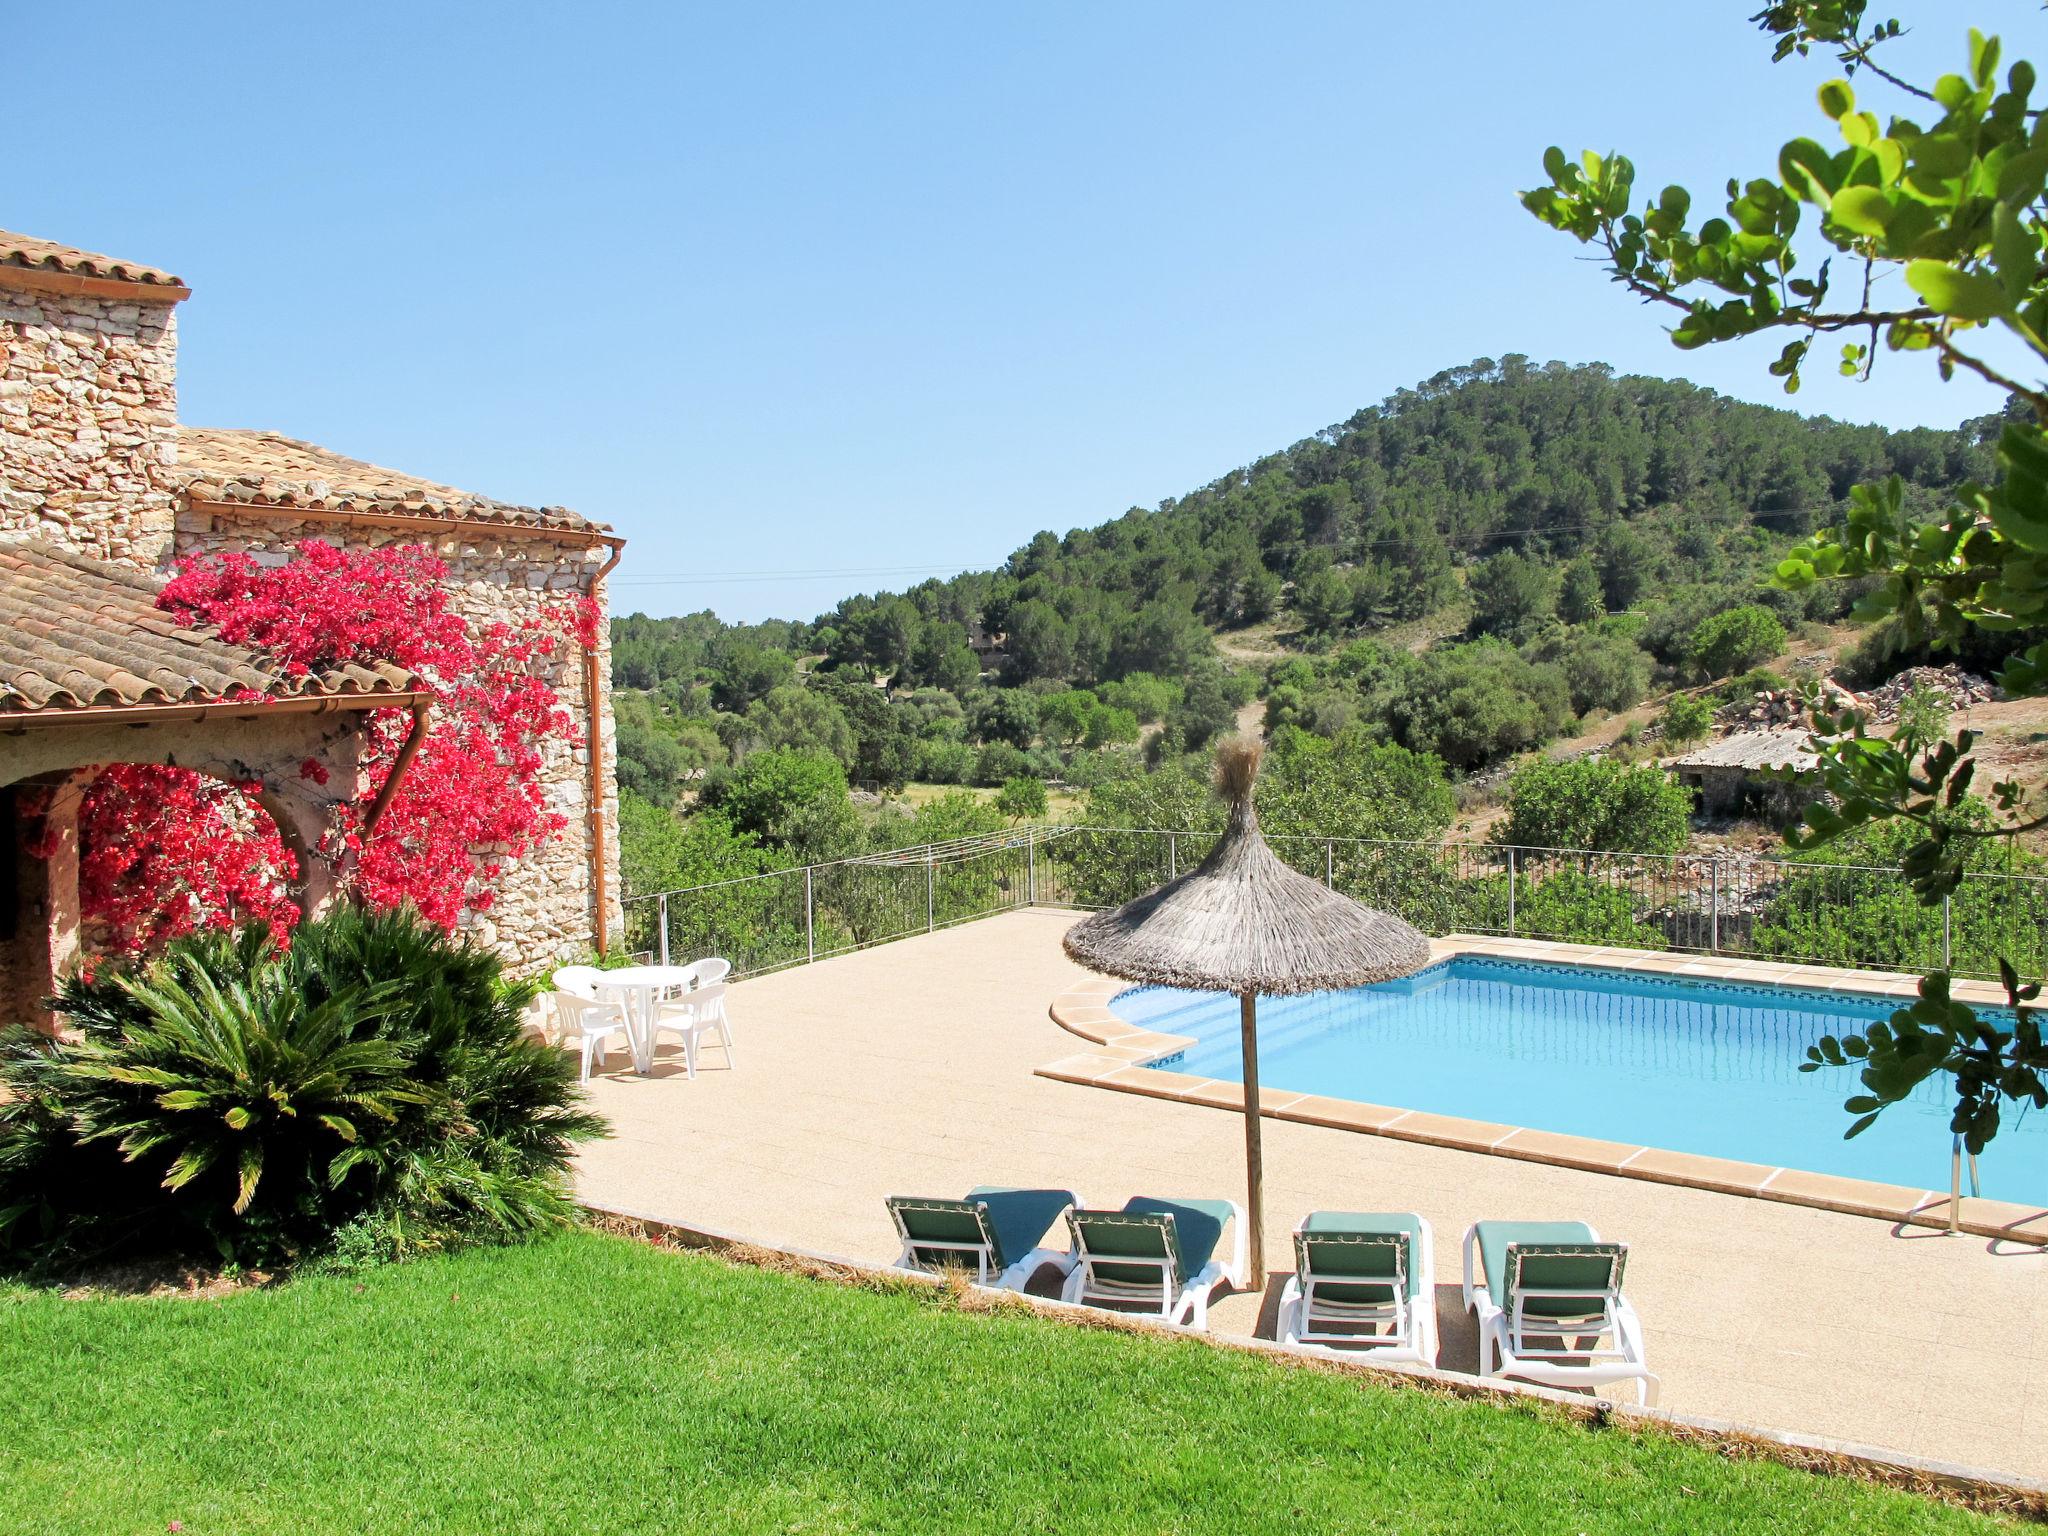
[553,965,601,999]
[549,990,589,1036]
[688,958,732,988]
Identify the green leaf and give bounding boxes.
[1970,29,2000,89]
[234,1142,264,1215]
[1818,78,1854,120]
[1830,185,1894,236]
[1905,259,2010,321]
[2001,147,2048,201]
[1778,138,1839,201]
[1992,203,2037,304]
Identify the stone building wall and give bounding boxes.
[0,285,178,568]
[171,506,624,975]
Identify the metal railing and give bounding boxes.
[621,825,2048,985]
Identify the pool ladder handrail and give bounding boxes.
[1948,1133,1983,1233]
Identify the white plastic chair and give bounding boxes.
[552,965,603,1001]
[651,980,734,1079]
[549,988,632,1083]
[688,958,732,986]
[684,958,734,1037]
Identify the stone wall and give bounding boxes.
[172,505,623,975]
[0,282,179,568]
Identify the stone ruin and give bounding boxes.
[1719,663,1995,731]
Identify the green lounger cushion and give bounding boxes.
[1474,1220,1617,1314]
[1298,1211,1425,1301]
[1123,1196,1233,1282]
[890,1187,1075,1273]
[965,1186,1077,1272]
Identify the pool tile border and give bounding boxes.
[1043,935,2047,1247]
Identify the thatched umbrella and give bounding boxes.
[1063,738,1431,1289]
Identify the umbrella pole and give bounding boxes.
[1239,990,1266,1291]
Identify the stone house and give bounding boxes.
[0,231,623,1018]
[1666,729,1819,824]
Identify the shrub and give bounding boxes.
[1716,666,1787,705]
[1752,801,2048,976]
[1473,869,1668,948]
[1687,604,1787,680]
[0,907,602,1274]
[995,777,1049,820]
[1465,550,1556,638]
[1661,691,1715,746]
[1497,758,1692,854]
[912,738,977,785]
[1892,681,1952,756]
[1096,672,1179,724]
[973,742,1031,787]
[700,748,860,862]
[1557,629,1651,715]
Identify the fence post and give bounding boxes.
[1942,895,1953,971]
[1709,859,1720,955]
[1505,847,1517,936]
[657,894,670,968]
[1325,839,1334,889]
[1026,827,1036,907]
[804,865,815,965]
[1167,832,1177,881]
[926,847,936,932]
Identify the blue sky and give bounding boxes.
[13,3,2041,621]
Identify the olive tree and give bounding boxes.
[1523,1,2047,1155]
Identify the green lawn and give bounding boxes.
[0,1232,2007,1535]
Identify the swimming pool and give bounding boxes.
[1110,957,2047,1201]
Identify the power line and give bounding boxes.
[610,518,1627,587]
[612,561,994,587]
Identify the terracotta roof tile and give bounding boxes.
[0,539,422,716]
[177,427,606,534]
[0,230,185,291]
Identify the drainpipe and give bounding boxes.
[363,699,432,834]
[585,535,627,954]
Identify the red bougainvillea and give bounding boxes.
[76,765,301,954]
[72,540,595,953]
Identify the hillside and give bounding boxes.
[610,357,2007,836]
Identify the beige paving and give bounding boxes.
[571,909,2048,1480]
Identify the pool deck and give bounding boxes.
[571,908,2048,1481]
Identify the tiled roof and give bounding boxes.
[0,230,186,292]
[0,539,421,716]
[177,427,605,534]
[1667,729,1818,773]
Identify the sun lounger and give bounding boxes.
[1059,1196,1248,1329]
[1277,1211,1437,1364]
[1460,1219,1657,1404]
[886,1186,1081,1290]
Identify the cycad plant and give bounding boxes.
[0,908,604,1273]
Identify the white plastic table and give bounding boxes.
[593,964,697,1074]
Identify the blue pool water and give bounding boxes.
[1112,958,2046,1201]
